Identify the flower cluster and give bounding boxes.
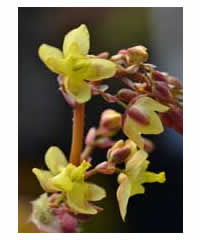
[31,24,183,232]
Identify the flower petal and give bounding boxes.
[87,183,106,201]
[63,24,90,57]
[51,167,73,192]
[38,44,67,74]
[67,183,97,215]
[145,171,166,183]
[85,58,117,81]
[64,76,91,103]
[126,150,148,174]
[136,96,169,112]
[32,168,59,192]
[123,116,144,149]
[116,176,131,221]
[45,146,68,175]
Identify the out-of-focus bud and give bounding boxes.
[153,81,172,102]
[95,137,115,149]
[117,88,137,103]
[99,109,122,135]
[143,137,155,153]
[152,70,168,82]
[127,46,148,65]
[52,207,78,233]
[167,76,183,89]
[31,193,62,233]
[126,65,140,74]
[107,139,137,164]
[160,105,183,134]
[95,161,116,175]
[85,127,96,145]
[97,52,110,59]
[128,106,150,125]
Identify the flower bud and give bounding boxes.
[97,52,110,59]
[127,46,148,65]
[85,127,96,145]
[107,139,137,164]
[152,70,168,82]
[143,138,155,153]
[95,161,116,175]
[95,137,115,148]
[127,106,150,125]
[153,81,172,102]
[109,146,131,164]
[117,88,137,102]
[100,109,122,131]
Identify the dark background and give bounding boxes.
[18,7,183,233]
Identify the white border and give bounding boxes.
[3,0,200,240]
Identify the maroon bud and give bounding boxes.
[152,70,168,82]
[128,106,150,125]
[95,138,115,149]
[153,81,172,102]
[167,76,183,89]
[110,147,131,164]
[117,88,137,102]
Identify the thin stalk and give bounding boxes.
[69,103,85,166]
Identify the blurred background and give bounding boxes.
[18,7,183,233]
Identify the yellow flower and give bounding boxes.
[38,24,117,103]
[123,96,169,149]
[117,148,166,221]
[32,146,106,215]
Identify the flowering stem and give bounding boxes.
[81,144,95,161]
[69,103,85,166]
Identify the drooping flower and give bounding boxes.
[32,146,106,215]
[123,96,169,149]
[38,24,117,103]
[117,149,166,221]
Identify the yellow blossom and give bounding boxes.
[123,96,169,149]
[117,148,166,221]
[32,146,106,215]
[38,24,117,103]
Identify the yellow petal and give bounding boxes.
[32,168,59,192]
[85,58,117,81]
[63,24,90,57]
[51,167,73,192]
[126,150,148,174]
[130,184,145,197]
[123,116,144,149]
[136,97,169,112]
[38,44,67,74]
[116,175,131,221]
[64,76,91,103]
[45,146,68,174]
[71,160,91,181]
[145,171,166,183]
[67,182,97,215]
[87,183,106,201]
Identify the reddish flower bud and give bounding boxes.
[117,88,137,102]
[100,109,122,130]
[95,161,116,175]
[167,76,183,89]
[85,127,96,145]
[97,52,110,59]
[128,106,150,125]
[95,137,115,148]
[153,81,172,102]
[143,138,155,153]
[109,146,131,164]
[152,70,168,82]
